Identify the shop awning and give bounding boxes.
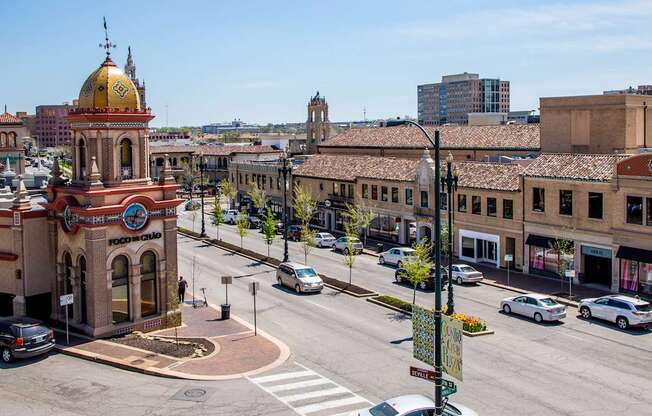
[525,234,556,248]
[616,246,652,263]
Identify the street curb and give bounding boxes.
[479,280,579,308]
[462,329,495,337]
[323,283,377,297]
[366,297,412,316]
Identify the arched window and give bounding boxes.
[79,256,87,324]
[9,132,17,148]
[120,138,133,179]
[0,133,6,148]
[111,255,130,323]
[64,252,74,320]
[140,251,157,317]
[79,139,87,178]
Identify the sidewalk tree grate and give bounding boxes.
[171,386,215,402]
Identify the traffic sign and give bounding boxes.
[249,281,260,295]
[221,276,233,285]
[410,366,435,382]
[504,254,513,262]
[59,293,74,306]
[442,379,457,397]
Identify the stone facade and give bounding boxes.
[306,92,329,154]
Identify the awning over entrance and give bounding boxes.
[616,246,652,263]
[525,234,556,248]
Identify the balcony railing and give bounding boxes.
[120,166,133,180]
[328,194,353,204]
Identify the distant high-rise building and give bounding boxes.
[34,102,76,148]
[604,85,652,96]
[417,72,510,125]
[124,46,146,108]
[306,91,329,154]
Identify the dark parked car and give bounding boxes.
[274,221,284,234]
[0,318,55,363]
[395,266,449,291]
[287,225,303,241]
[248,216,262,229]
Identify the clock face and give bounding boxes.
[63,206,74,232]
[122,203,149,231]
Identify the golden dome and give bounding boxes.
[78,56,141,111]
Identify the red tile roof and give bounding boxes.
[293,154,419,182]
[456,162,525,191]
[321,124,540,150]
[524,153,630,182]
[0,112,23,125]
[149,144,279,156]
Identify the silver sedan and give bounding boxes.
[501,293,567,323]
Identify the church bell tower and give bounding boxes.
[306,91,330,154]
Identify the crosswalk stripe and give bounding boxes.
[250,370,315,384]
[266,378,332,393]
[294,396,370,414]
[280,386,349,403]
[331,409,370,416]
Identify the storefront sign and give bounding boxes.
[581,245,611,259]
[108,232,162,246]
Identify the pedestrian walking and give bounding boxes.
[178,276,188,304]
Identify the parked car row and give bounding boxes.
[0,318,56,363]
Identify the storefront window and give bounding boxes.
[112,255,130,324]
[503,199,513,219]
[335,210,344,231]
[487,197,496,217]
[458,194,467,213]
[529,242,574,276]
[369,214,400,242]
[620,260,652,295]
[440,193,447,211]
[405,188,413,205]
[462,237,474,258]
[140,251,157,317]
[627,196,643,225]
[310,210,326,228]
[647,198,652,226]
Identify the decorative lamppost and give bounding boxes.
[278,152,293,262]
[386,118,444,415]
[441,152,458,315]
[198,153,207,238]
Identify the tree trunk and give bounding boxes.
[240,236,243,249]
[349,267,352,285]
[304,251,308,265]
[216,224,220,241]
[413,285,417,305]
[268,244,270,258]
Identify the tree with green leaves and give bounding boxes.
[235,209,249,249]
[343,203,377,248]
[293,185,318,265]
[261,208,277,257]
[248,183,267,216]
[212,196,225,241]
[219,179,237,209]
[440,222,450,263]
[402,238,434,304]
[342,204,363,285]
[552,234,575,294]
[181,160,198,201]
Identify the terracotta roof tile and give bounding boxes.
[322,124,540,150]
[456,162,525,191]
[523,153,630,182]
[0,112,23,124]
[293,154,419,182]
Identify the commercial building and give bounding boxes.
[540,94,651,154]
[0,109,27,175]
[0,46,183,337]
[34,102,76,148]
[604,85,652,95]
[417,72,510,125]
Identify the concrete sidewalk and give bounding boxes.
[54,303,289,380]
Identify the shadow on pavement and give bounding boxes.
[575,315,652,336]
[390,336,413,345]
[498,310,565,327]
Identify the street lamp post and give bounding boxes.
[441,152,458,315]
[198,153,207,238]
[386,118,444,415]
[278,152,292,262]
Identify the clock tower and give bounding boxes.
[45,28,182,337]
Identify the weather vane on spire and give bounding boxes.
[99,16,117,57]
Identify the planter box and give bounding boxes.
[462,329,494,337]
[366,296,413,315]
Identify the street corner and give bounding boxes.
[55,303,290,381]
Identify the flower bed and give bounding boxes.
[449,312,487,333]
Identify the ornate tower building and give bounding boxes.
[306,91,330,154]
[124,46,146,109]
[44,32,181,337]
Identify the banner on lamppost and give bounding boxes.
[412,305,463,381]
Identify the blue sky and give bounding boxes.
[2,0,651,127]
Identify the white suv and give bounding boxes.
[223,209,239,224]
[579,294,652,330]
[379,247,416,268]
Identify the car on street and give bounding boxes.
[360,394,478,416]
[276,262,324,294]
[223,209,239,224]
[501,293,567,323]
[379,247,416,268]
[248,215,262,229]
[333,236,364,254]
[315,232,336,248]
[184,200,201,211]
[579,294,652,330]
[274,221,285,234]
[0,317,55,363]
[287,225,303,241]
[449,264,484,285]
[395,266,449,290]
